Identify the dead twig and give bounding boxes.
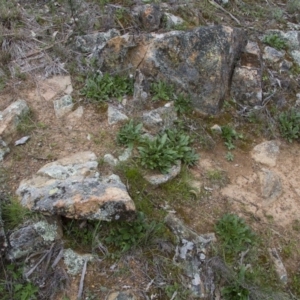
[77,259,88,300]
[208,0,241,25]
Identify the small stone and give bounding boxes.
[108,105,128,125]
[15,136,30,146]
[118,148,132,162]
[199,253,206,260]
[268,248,287,284]
[142,105,177,134]
[54,95,74,118]
[263,46,285,63]
[144,161,181,185]
[259,168,282,204]
[0,139,10,162]
[211,124,222,133]
[164,12,184,28]
[107,291,137,300]
[63,249,94,276]
[291,50,300,66]
[104,154,118,166]
[280,60,293,73]
[251,140,280,167]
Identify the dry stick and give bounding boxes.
[208,0,241,25]
[77,259,88,300]
[52,247,64,269]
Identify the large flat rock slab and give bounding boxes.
[16,152,135,221]
[95,25,246,114]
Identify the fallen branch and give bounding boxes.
[77,259,88,300]
[208,0,241,25]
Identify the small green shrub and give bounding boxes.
[174,93,192,114]
[263,34,287,51]
[222,267,250,300]
[221,125,243,150]
[105,211,161,252]
[16,110,36,134]
[0,264,38,300]
[138,129,198,173]
[81,73,133,102]
[215,214,256,256]
[150,80,174,101]
[278,108,300,142]
[117,119,143,148]
[1,198,33,230]
[287,0,300,14]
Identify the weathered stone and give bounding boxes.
[108,105,129,125]
[63,248,94,276]
[0,99,29,143]
[6,219,62,260]
[144,161,181,185]
[231,41,262,106]
[164,12,184,28]
[0,204,7,255]
[211,124,222,134]
[0,139,9,162]
[133,4,162,32]
[95,26,246,114]
[118,147,132,162]
[54,95,74,118]
[165,213,216,298]
[251,140,280,167]
[268,248,288,284]
[107,291,137,300]
[266,30,300,51]
[132,70,149,109]
[165,213,216,246]
[16,152,135,221]
[259,168,282,204]
[142,104,177,134]
[75,29,120,53]
[39,76,73,101]
[291,50,300,66]
[280,60,293,73]
[263,46,285,62]
[104,154,118,167]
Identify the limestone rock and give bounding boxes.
[6,219,62,260]
[164,12,184,28]
[0,139,10,162]
[268,248,288,284]
[0,205,7,255]
[39,75,73,101]
[16,152,135,221]
[54,95,74,118]
[291,50,300,66]
[259,168,282,204]
[263,46,285,62]
[63,248,94,275]
[104,154,118,167]
[251,140,280,167]
[96,26,246,114]
[142,104,177,134]
[75,29,120,53]
[144,161,181,185]
[231,41,262,106]
[0,99,29,143]
[108,105,129,125]
[133,4,162,32]
[118,147,132,162]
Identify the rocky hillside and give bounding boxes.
[1,0,300,299]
